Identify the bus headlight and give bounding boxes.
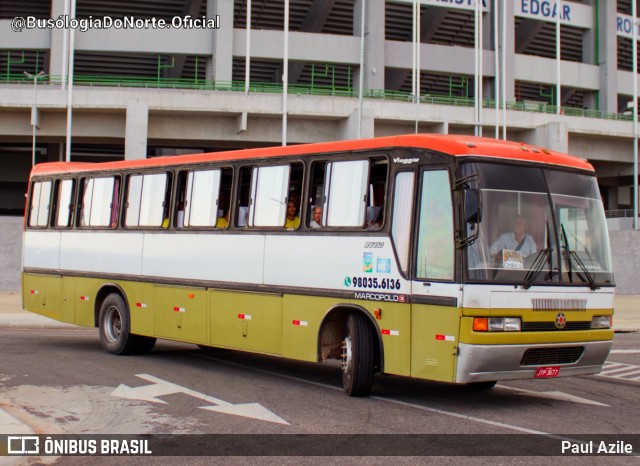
[591,316,612,329]
[473,317,521,332]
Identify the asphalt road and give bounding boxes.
[1,328,639,465]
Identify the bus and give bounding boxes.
[22,134,615,396]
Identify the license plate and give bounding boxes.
[535,366,560,378]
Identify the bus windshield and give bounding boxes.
[464,162,613,287]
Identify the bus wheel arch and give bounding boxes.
[317,305,383,395]
[95,285,155,355]
[95,284,128,328]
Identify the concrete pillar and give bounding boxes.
[354,0,385,91]
[49,0,66,78]
[596,0,618,113]
[338,107,374,140]
[207,0,234,82]
[528,121,569,153]
[125,100,148,160]
[503,0,516,102]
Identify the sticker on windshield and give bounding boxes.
[502,249,524,269]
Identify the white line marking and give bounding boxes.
[599,367,638,375]
[610,369,640,377]
[596,362,640,383]
[194,354,602,435]
[498,386,609,406]
[193,353,640,456]
[111,373,289,425]
[610,350,640,354]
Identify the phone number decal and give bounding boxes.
[345,276,401,290]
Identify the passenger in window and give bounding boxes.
[365,206,383,230]
[216,209,229,229]
[310,206,322,229]
[176,201,185,228]
[490,215,537,259]
[285,200,300,229]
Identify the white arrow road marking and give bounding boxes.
[499,386,609,406]
[0,408,34,435]
[111,374,289,425]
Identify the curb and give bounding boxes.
[614,328,639,333]
[0,315,79,330]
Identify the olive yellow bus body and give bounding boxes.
[22,134,614,396]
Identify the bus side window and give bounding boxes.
[184,169,221,227]
[365,158,388,230]
[78,176,117,228]
[28,180,52,228]
[175,171,188,228]
[235,166,253,227]
[124,173,171,228]
[416,170,454,281]
[323,160,369,227]
[307,162,326,229]
[249,165,290,227]
[285,163,303,230]
[391,172,415,275]
[54,179,76,228]
[216,168,233,229]
[111,178,120,228]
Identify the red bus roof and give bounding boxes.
[30,134,594,176]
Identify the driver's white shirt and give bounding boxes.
[489,232,537,258]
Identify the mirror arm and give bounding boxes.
[457,223,479,249]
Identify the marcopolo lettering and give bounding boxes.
[521,0,571,22]
[354,292,402,302]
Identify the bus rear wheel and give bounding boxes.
[99,293,154,355]
[341,313,375,396]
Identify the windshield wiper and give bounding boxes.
[522,248,551,289]
[522,221,553,289]
[560,224,598,291]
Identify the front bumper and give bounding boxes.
[455,340,613,383]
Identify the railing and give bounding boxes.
[606,209,635,218]
[0,73,633,122]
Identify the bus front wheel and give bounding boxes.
[341,313,375,396]
[98,293,154,355]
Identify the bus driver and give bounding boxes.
[489,215,537,259]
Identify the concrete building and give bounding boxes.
[1,0,640,292]
[0,1,639,215]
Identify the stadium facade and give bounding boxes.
[0,0,639,216]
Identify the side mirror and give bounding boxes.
[457,188,481,248]
[464,188,482,224]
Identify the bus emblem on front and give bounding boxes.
[555,313,567,329]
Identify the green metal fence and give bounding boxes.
[0,73,633,122]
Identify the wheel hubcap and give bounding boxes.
[341,336,352,374]
[104,306,122,343]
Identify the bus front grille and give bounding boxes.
[520,346,584,365]
[521,321,592,331]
